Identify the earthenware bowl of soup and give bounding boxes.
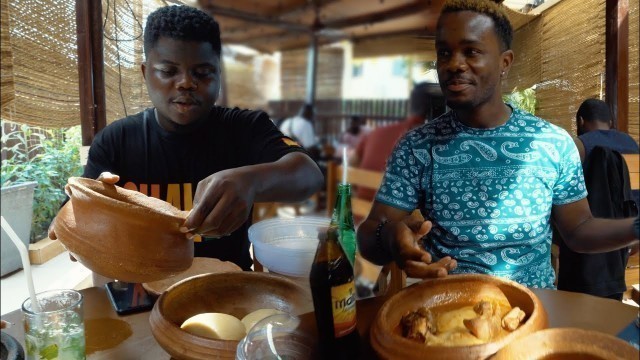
[370,274,548,360]
[149,272,315,360]
[55,177,192,283]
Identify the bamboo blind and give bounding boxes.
[1,0,80,127]
[502,16,543,94]
[537,0,606,134]
[280,47,344,100]
[1,0,14,110]
[101,0,160,124]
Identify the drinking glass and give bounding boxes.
[21,289,86,360]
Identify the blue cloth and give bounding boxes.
[616,318,640,350]
[376,105,587,288]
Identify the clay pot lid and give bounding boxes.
[66,177,189,222]
[143,257,242,297]
[492,327,639,359]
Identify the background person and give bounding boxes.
[49,5,323,276]
[356,0,639,288]
[556,98,639,300]
[278,103,318,149]
[351,82,444,201]
[574,98,639,161]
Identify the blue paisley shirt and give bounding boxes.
[376,105,587,288]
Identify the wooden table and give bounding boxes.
[2,287,638,359]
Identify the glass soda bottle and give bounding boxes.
[330,183,357,268]
[309,226,360,359]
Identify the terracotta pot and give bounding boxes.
[493,327,639,359]
[370,274,548,360]
[149,272,314,360]
[55,177,193,283]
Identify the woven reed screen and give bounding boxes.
[280,47,344,100]
[536,0,607,134]
[1,1,80,127]
[502,16,543,94]
[101,0,160,125]
[1,0,14,110]
[629,0,639,143]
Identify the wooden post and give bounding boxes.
[605,0,628,131]
[76,0,106,147]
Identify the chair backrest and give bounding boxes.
[325,160,406,295]
[622,153,639,190]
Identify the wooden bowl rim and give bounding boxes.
[142,258,243,296]
[150,272,311,354]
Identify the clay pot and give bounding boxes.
[149,272,314,360]
[370,274,548,360]
[142,257,242,297]
[493,328,639,359]
[55,177,193,283]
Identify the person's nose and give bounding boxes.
[176,72,197,90]
[445,52,467,73]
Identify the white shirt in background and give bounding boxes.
[279,116,317,148]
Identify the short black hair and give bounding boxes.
[577,98,612,123]
[438,0,513,51]
[143,5,221,57]
[410,82,443,117]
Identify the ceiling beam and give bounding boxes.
[275,0,341,19]
[197,1,311,33]
[322,1,429,29]
[352,27,435,42]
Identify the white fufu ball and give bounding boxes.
[180,312,246,341]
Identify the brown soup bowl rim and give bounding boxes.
[370,273,549,359]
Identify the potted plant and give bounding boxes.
[1,124,82,275]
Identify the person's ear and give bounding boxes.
[141,62,147,80]
[500,49,514,79]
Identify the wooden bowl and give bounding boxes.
[55,177,192,283]
[370,274,548,360]
[149,272,314,360]
[493,327,639,359]
[142,257,242,297]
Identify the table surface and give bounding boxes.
[2,287,638,360]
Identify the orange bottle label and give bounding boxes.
[331,281,357,337]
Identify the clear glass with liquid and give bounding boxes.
[22,289,86,360]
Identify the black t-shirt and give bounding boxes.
[84,107,305,270]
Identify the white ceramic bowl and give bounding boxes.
[248,216,330,277]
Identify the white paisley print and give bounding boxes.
[376,105,587,288]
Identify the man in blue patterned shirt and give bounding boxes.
[356,0,640,288]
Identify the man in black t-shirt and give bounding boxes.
[49,5,323,272]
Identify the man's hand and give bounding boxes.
[182,168,255,238]
[49,172,121,262]
[385,218,457,278]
